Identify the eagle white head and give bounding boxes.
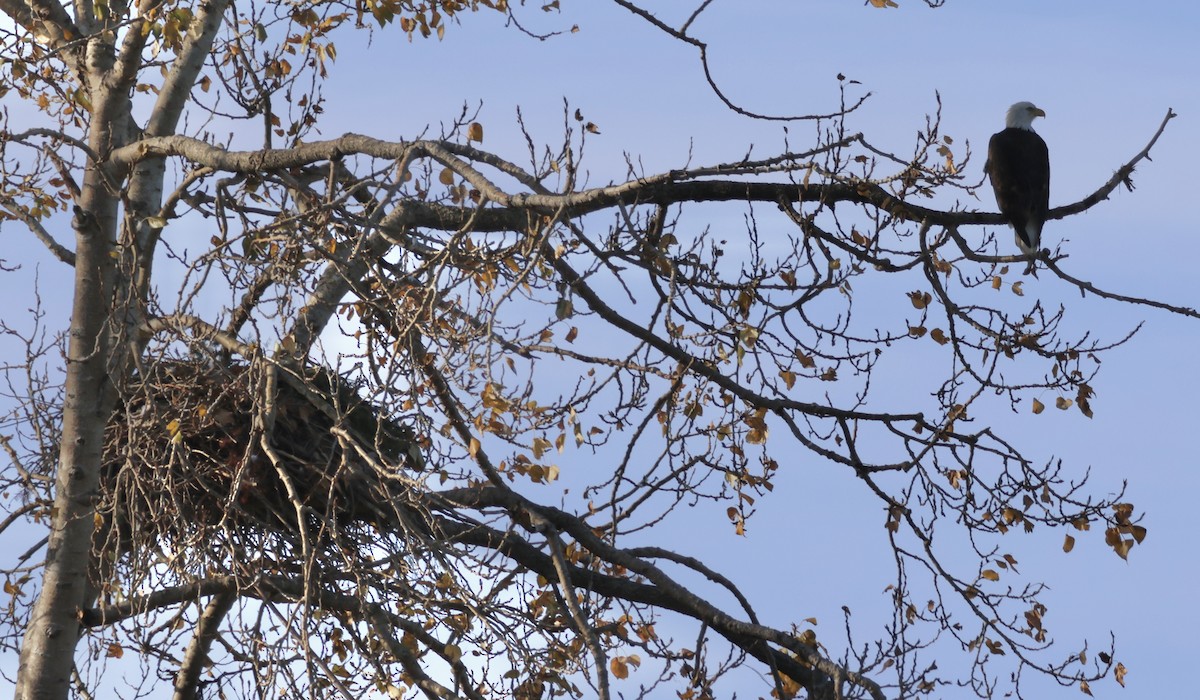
[1005,102,1046,130]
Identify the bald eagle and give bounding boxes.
[985,102,1050,263]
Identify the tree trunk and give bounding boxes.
[14,90,127,700]
[14,206,119,700]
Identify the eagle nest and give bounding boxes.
[101,358,419,555]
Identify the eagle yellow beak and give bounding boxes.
[1032,107,1046,118]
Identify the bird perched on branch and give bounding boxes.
[985,101,1050,272]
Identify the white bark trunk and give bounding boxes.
[14,199,120,700]
[14,42,129,700]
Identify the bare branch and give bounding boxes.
[172,590,236,700]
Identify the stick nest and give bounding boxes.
[101,358,418,551]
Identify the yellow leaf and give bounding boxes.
[1012,281,1025,297]
[610,657,629,680]
[444,643,462,664]
[991,275,1002,290]
[468,437,480,458]
[1114,662,1127,688]
[1055,397,1073,410]
[1031,398,1044,414]
[869,0,899,7]
[467,122,484,142]
[106,643,124,659]
[1080,679,1092,696]
[981,569,1000,582]
[166,419,181,436]
[930,328,948,345]
[1063,533,1075,553]
[907,290,931,309]
[439,168,455,186]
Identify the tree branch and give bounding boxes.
[1049,108,1176,219]
[109,110,1175,239]
[171,590,236,700]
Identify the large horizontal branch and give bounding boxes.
[433,485,884,699]
[112,133,994,230]
[80,576,241,627]
[108,108,1173,234]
